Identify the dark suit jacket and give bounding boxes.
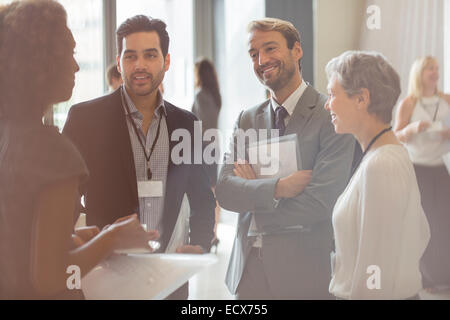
[63,89,215,251]
[216,85,355,298]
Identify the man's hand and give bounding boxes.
[233,161,257,180]
[274,170,313,199]
[176,245,204,254]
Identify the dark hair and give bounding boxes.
[106,63,121,85]
[0,0,71,121]
[116,15,169,58]
[195,58,222,109]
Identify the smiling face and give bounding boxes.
[325,77,361,134]
[117,31,170,98]
[421,59,439,91]
[248,30,302,93]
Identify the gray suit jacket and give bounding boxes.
[215,85,355,299]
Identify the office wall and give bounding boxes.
[444,0,449,93]
[359,0,444,102]
[314,0,365,94]
[266,0,315,85]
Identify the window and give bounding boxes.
[215,0,266,133]
[54,0,105,130]
[116,0,194,110]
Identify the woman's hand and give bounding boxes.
[108,214,160,251]
[75,226,100,242]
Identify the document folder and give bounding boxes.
[81,253,218,300]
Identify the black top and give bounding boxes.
[0,119,88,299]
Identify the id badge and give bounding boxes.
[137,180,163,198]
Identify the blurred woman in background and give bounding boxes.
[192,58,222,248]
[394,56,450,292]
[0,0,157,299]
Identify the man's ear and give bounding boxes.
[116,55,122,74]
[164,53,171,72]
[292,41,303,62]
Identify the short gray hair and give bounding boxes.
[325,51,401,123]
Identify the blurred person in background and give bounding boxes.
[106,63,123,91]
[394,56,450,292]
[192,57,222,248]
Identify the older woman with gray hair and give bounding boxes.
[324,51,430,299]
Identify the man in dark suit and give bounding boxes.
[63,15,215,299]
[215,18,355,299]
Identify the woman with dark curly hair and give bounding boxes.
[0,0,158,299]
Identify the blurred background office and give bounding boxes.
[1,0,448,299]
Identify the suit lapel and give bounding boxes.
[111,91,139,208]
[284,85,319,137]
[255,101,273,131]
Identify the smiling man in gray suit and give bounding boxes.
[215,18,355,299]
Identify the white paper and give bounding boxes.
[247,134,300,179]
[137,180,163,198]
[165,193,190,253]
[81,253,218,300]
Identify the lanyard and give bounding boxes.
[349,126,392,179]
[433,101,440,122]
[421,98,440,122]
[120,86,163,180]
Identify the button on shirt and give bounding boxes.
[248,80,308,247]
[123,88,169,235]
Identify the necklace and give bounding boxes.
[349,126,392,179]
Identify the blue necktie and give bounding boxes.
[274,106,289,136]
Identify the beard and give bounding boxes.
[126,66,165,97]
[258,59,296,92]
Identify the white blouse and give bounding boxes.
[406,96,450,166]
[329,145,430,299]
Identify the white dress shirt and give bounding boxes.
[270,80,308,126]
[329,144,430,299]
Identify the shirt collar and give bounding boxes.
[122,85,167,117]
[270,80,308,116]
